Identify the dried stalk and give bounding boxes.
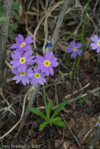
[51,0,70,51]
[0,0,13,87]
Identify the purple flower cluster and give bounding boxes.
[10,34,34,54]
[10,34,59,86]
[66,34,100,59]
[35,51,59,76]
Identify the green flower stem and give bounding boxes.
[76,0,90,66]
[70,0,90,78]
[43,85,47,116]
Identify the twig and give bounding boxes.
[51,0,70,51]
[37,85,100,111]
[0,86,32,140]
[89,125,100,149]
[5,60,12,69]
[33,1,64,48]
[18,84,40,132]
[81,114,100,143]
[61,113,81,146]
[64,83,90,99]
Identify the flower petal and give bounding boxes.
[36,55,44,61]
[22,77,27,85]
[23,45,32,51]
[70,41,76,47]
[90,43,98,50]
[71,52,77,58]
[44,51,53,60]
[76,42,82,48]
[91,35,99,42]
[76,50,83,55]
[18,34,24,42]
[49,67,54,76]
[10,43,20,49]
[96,47,100,53]
[25,36,34,44]
[67,47,73,53]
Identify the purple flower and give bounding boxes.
[45,41,53,47]
[67,40,83,58]
[54,54,59,57]
[35,51,59,76]
[12,68,34,85]
[10,34,34,53]
[10,50,35,71]
[90,34,100,53]
[99,123,100,127]
[31,66,46,86]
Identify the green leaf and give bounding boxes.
[65,31,80,37]
[69,70,73,82]
[78,96,88,104]
[0,5,3,17]
[98,59,100,63]
[28,107,47,121]
[46,100,53,119]
[50,116,62,122]
[39,121,48,131]
[65,60,70,66]
[51,100,68,119]
[52,120,66,127]
[71,10,80,16]
[0,17,8,22]
[66,53,70,59]
[73,68,77,76]
[9,24,18,37]
[12,10,18,16]
[61,37,66,41]
[13,1,21,11]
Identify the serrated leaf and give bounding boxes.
[51,100,68,119]
[39,121,48,131]
[46,100,53,119]
[28,107,47,121]
[52,120,66,127]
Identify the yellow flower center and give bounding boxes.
[20,42,25,48]
[35,73,40,78]
[73,47,77,51]
[44,60,50,67]
[98,41,100,46]
[20,71,25,76]
[20,57,25,64]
